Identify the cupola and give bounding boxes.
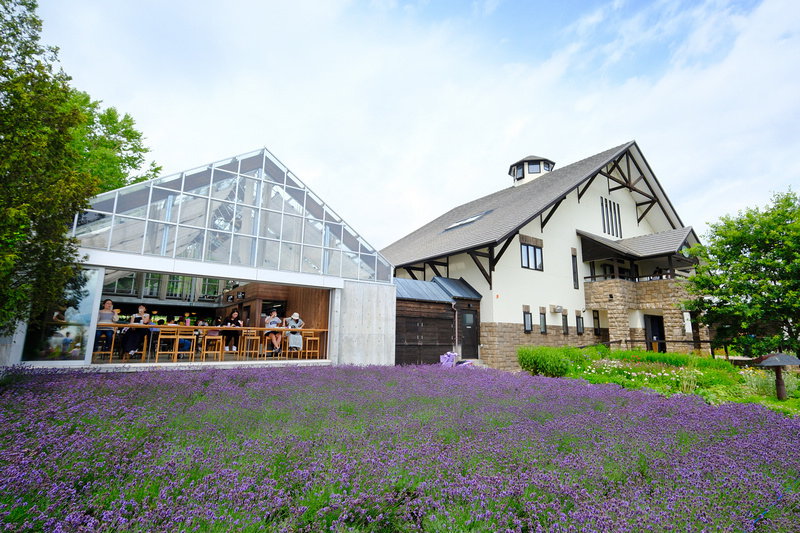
[508,155,556,186]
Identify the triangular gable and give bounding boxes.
[382,141,687,267]
[70,147,392,283]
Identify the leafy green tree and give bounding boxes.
[70,90,161,193]
[685,190,800,356]
[0,0,158,335]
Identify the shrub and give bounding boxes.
[517,346,570,377]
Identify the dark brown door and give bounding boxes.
[461,311,478,359]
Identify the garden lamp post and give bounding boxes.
[755,353,800,401]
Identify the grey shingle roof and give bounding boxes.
[382,141,636,266]
[576,227,696,258]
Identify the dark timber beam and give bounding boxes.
[493,234,517,266]
[540,197,565,230]
[469,251,492,288]
[426,261,443,278]
[578,174,597,200]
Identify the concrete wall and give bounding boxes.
[334,280,396,365]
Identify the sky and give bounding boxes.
[37,0,799,251]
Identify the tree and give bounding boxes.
[70,90,161,193]
[685,190,800,356]
[0,0,157,335]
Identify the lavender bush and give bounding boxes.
[1,365,798,532]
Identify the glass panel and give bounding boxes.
[258,239,280,270]
[143,222,176,257]
[323,222,343,249]
[339,224,361,254]
[282,214,303,243]
[22,267,100,362]
[324,248,341,277]
[231,235,256,266]
[238,150,264,176]
[263,183,285,212]
[211,169,238,201]
[152,172,183,191]
[286,171,304,189]
[279,241,301,271]
[115,183,150,218]
[75,212,111,249]
[341,252,359,279]
[208,200,235,232]
[360,240,375,254]
[183,167,212,196]
[177,194,209,227]
[376,256,392,282]
[109,216,145,253]
[263,209,282,239]
[143,273,161,297]
[282,187,305,216]
[237,177,260,206]
[305,191,325,220]
[213,157,238,173]
[263,152,286,184]
[235,205,258,236]
[90,194,116,213]
[149,187,178,223]
[175,227,204,260]
[304,218,323,246]
[301,246,322,274]
[325,209,341,223]
[205,230,232,263]
[359,253,377,281]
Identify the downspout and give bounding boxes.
[451,301,459,356]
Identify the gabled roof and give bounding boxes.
[71,147,393,283]
[577,227,698,260]
[382,140,686,267]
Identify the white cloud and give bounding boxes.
[37,0,800,249]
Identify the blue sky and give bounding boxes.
[38,0,799,249]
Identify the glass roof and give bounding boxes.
[71,147,392,283]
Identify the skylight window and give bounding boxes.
[445,210,492,231]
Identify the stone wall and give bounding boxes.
[479,322,607,371]
[479,279,711,371]
[584,278,709,354]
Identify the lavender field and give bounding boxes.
[1,365,798,532]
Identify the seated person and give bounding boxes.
[123,305,150,357]
[265,308,283,355]
[94,299,119,352]
[285,312,304,352]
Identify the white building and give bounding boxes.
[3,147,395,367]
[382,141,708,370]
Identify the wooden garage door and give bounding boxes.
[396,316,453,365]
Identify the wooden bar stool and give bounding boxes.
[301,331,320,359]
[202,332,224,361]
[175,327,196,362]
[241,329,261,360]
[153,327,178,363]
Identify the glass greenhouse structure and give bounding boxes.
[71,148,392,282]
[6,147,396,367]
